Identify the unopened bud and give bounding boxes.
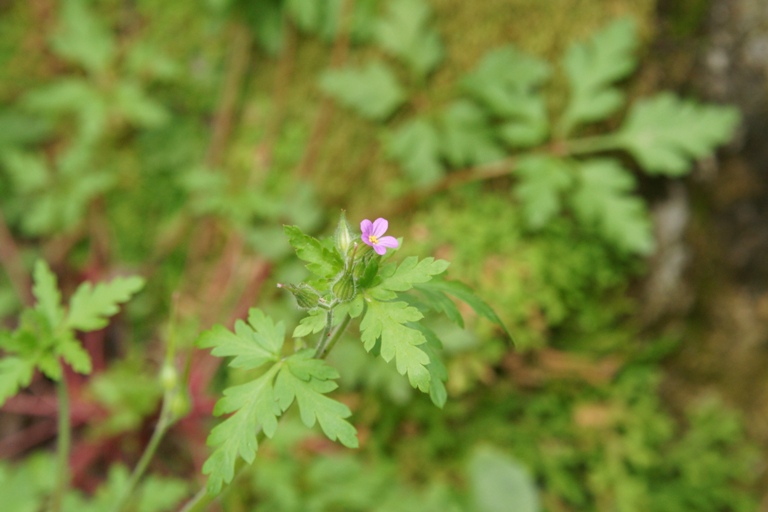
[160,364,178,391]
[334,211,355,256]
[332,272,356,302]
[278,283,322,310]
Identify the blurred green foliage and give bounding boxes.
[0,0,758,510]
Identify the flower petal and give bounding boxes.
[371,218,388,237]
[360,219,373,237]
[373,244,387,255]
[377,236,399,249]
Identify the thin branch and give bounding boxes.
[0,208,32,305]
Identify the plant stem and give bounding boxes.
[51,377,71,512]
[110,399,174,512]
[315,313,352,359]
[314,308,335,358]
[563,134,622,155]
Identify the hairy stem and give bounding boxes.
[51,377,71,512]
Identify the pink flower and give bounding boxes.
[360,218,399,255]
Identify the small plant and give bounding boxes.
[194,213,506,498]
[0,213,507,510]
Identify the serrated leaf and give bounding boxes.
[615,93,740,175]
[375,0,443,77]
[113,81,169,128]
[379,256,449,292]
[32,260,64,328]
[386,118,443,186]
[274,351,358,447]
[319,61,405,121]
[50,0,115,74]
[1,151,49,193]
[293,310,328,338]
[287,0,341,40]
[415,279,511,338]
[561,18,638,134]
[570,159,654,254]
[203,365,281,495]
[65,275,145,331]
[513,155,573,229]
[439,101,505,167]
[0,357,34,407]
[284,225,344,278]
[411,324,448,408]
[359,300,431,391]
[58,336,92,375]
[199,309,284,369]
[463,46,550,147]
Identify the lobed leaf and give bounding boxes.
[570,159,654,254]
[379,256,449,292]
[32,260,64,328]
[203,366,282,495]
[65,275,145,331]
[615,93,740,176]
[462,46,550,147]
[293,310,328,338]
[561,18,638,134]
[439,101,505,167]
[284,225,344,278]
[198,309,284,370]
[386,118,443,186]
[359,299,431,391]
[274,351,358,448]
[513,155,573,229]
[0,357,35,407]
[319,61,405,121]
[49,0,115,74]
[375,0,443,78]
[415,279,511,339]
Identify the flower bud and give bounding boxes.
[332,272,356,302]
[334,211,355,257]
[278,283,322,310]
[160,364,178,391]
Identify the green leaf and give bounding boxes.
[0,357,35,407]
[113,81,169,128]
[203,365,281,495]
[65,275,145,331]
[375,0,443,78]
[284,225,344,278]
[359,299,431,391]
[1,150,49,194]
[32,260,64,328]
[439,101,505,167]
[411,324,448,408]
[385,118,444,186]
[615,93,740,176]
[415,279,511,338]
[199,309,284,369]
[513,155,573,229]
[570,159,654,254]
[287,0,341,40]
[274,351,358,447]
[379,256,449,292]
[50,0,115,74]
[57,336,92,375]
[561,18,638,134]
[462,46,550,147]
[319,61,405,121]
[293,310,328,338]
[468,446,540,512]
